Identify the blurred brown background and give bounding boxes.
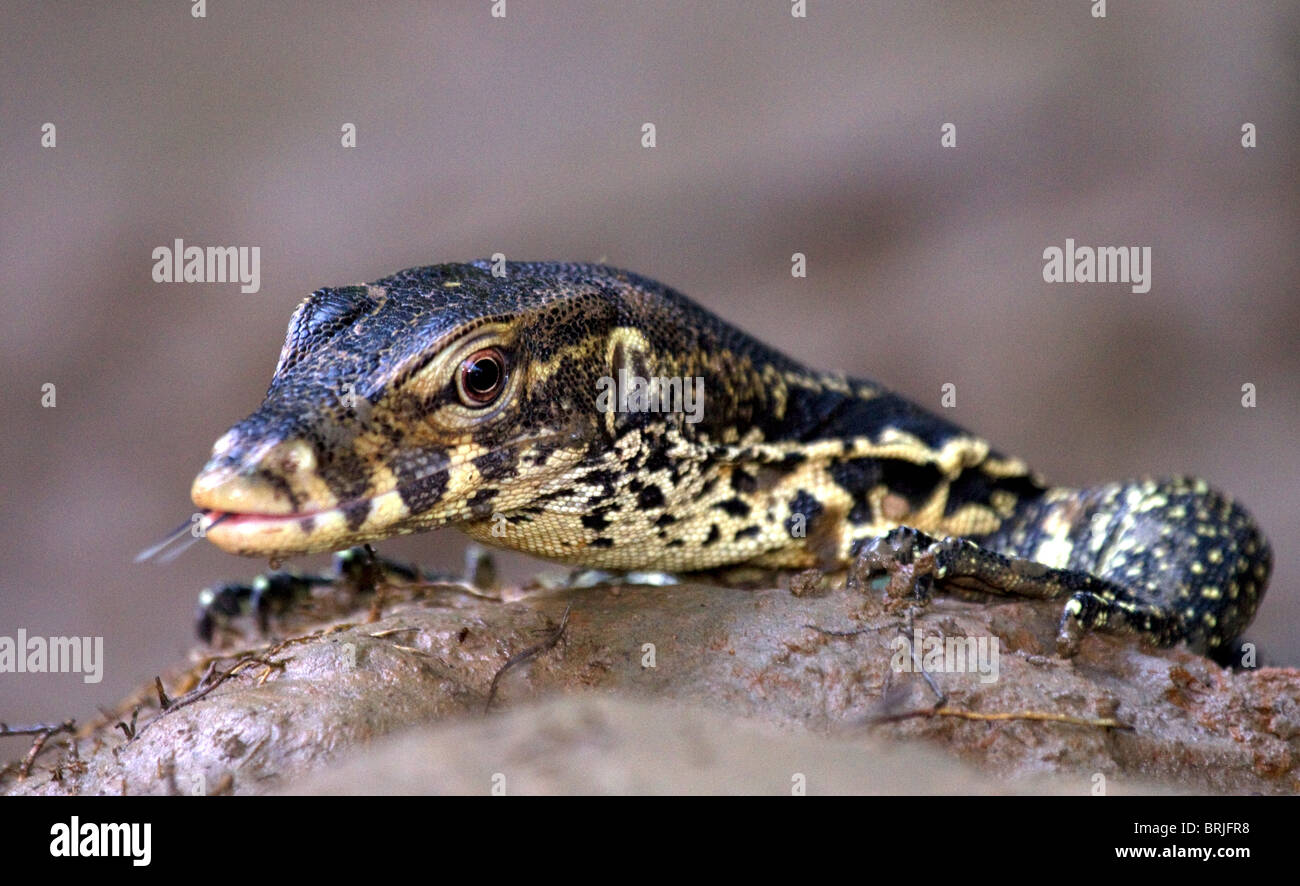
[2,1,1297,735]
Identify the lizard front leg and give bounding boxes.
[194,545,497,643]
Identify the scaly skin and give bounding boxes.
[191,261,1272,655]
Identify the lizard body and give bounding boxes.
[191,261,1271,655]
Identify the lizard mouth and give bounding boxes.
[203,507,346,557]
[211,506,332,526]
[134,505,356,563]
[200,494,409,557]
[138,487,428,563]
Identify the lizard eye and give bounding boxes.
[457,347,508,406]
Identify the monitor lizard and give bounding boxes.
[184,260,1272,658]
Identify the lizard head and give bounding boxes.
[190,261,771,560]
[192,261,620,557]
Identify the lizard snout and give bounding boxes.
[191,435,333,518]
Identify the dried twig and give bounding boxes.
[154,676,172,710]
[870,706,1130,730]
[5,719,77,779]
[485,605,571,713]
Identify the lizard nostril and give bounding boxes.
[277,443,316,476]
